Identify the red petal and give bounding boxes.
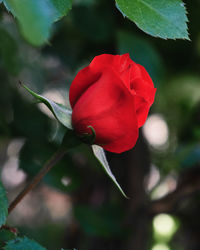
[72,68,138,153]
[90,53,138,89]
[134,96,151,128]
[136,64,154,86]
[130,64,156,127]
[131,79,156,105]
[90,54,133,73]
[69,66,101,108]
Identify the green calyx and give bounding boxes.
[77,125,96,145]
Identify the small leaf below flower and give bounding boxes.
[92,145,128,198]
[22,84,72,130]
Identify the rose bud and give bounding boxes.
[69,54,156,153]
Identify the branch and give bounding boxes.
[8,147,67,214]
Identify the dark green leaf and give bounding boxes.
[116,0,189,40]
[2,0,72,46]
[0,181,8,227]
[22,84,72,130]
[92,145,128,198]
[0,28,20,75]
[4,237,46,250]
[52,0,72,21]
[0,229,16,249]
[0,229,15,242]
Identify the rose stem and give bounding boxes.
[8,147,67,214]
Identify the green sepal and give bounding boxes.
[61,127,96,150]
[22,83,72,130]
[77,125,96,145]
[61,129,82,150]
[92,145,128,198]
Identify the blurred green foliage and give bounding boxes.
[1,0,72,46]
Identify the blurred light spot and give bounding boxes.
[44,56,61,68]
[72,152,87,166]
[39,89,66,118]
[151,175,177,200]
[43,187,71,220]
[151,183,168,199]
[7,139,25,157]
[61,176,71,186]
[2,157,26,188]
[9,186,72,226]
[8,191,42,226]
[152,243,170,250]
[153,214,177,238]
[145,164,160,191]
[143,114,169,149]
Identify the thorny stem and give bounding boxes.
[8,147,67,215]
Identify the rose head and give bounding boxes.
[69,54,156,153]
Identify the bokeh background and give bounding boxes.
[0,0,200,249]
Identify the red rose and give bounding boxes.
[69,54,156,153]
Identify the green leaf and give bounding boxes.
[4,237,46,250]
[92,145,128,198]
[52,0,72,21]
[77,125,96,145]
[1,0,72,46]
[22,84,72,130]
[61,129,82,149]
[0,229,15,242]
[0,28,20,75]
[116,0,189,40]
[0,181,8,227]
[0,229,16,249]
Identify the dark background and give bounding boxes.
[0,0,200,249]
